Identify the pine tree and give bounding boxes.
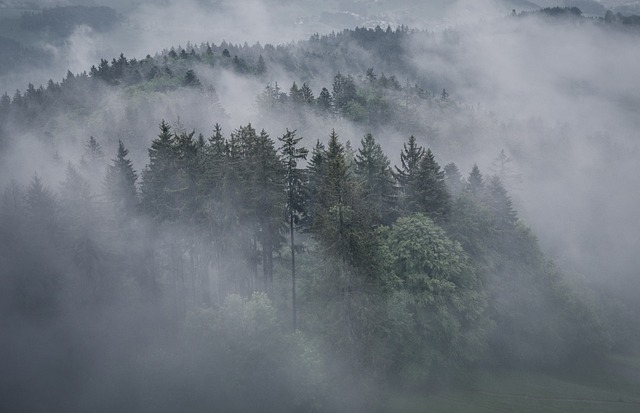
[468,164,485,199]
[103,140,138,219]
[394,135,425,214]
[300,83,314,104]
[415,148,450,221]
[316,87,333,113]
[289,81,303,104]
[278,129,308,331]
[256,54,267,75]
[444,162,464,197]
[354,133,396,225]
[82,136,105,166]
[140,120,177,220]
[486,175,517,228]
[250,128,285,293]
[332,72,357,114]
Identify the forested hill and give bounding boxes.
[1,10,639,412]
[2,8,640,155]
[0,119,610,411]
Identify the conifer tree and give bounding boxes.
[316,87,333,113]
[486,175,517,228]
[354,133,396,225]
[394,135,425,213]
[415,148,450,221]
[300,83,314,104]
[250,128,285,293]
[82,136,105,166]
[468,164,485,199]
[278,129,308,330]
[140,120,177,221]
[444,162,464,197]
[103,140,138,219]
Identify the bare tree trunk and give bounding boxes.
[290,213,297,332]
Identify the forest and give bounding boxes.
[1,3,640,412]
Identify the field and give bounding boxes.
[379,355,640,413]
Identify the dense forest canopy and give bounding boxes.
[1,2,640,412]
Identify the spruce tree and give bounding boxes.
[444,162,464,197]
[103,140,138,219]
[354,133,396,225]
[140,120,177,221]
[468,164,485,199]
[415,148,450,221]
[394,135,425,214]
[278,129,308,330]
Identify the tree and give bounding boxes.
[444,162,464,197]
[248,128,285,293]
[83,136,105,164]
[278,129,308,331]
[80,136,106,180]
[354,133,396,225]
[300,83,314,104]
[393,135,425,214]
[384,214,489,377]
[289,81,303,104]
[468,164,485,199]
[183,69,201,87]
[103,140,138,219]
[490,149,520,189]
[255,54,266,75]
[332,72,357,114]
[486,175,517,229]
[316,87,333,113]
[140,120,177,221]
[415,148,450,221]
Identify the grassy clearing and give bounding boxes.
[379,358,640,413]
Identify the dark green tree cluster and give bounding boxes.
[0,123,611,411]
[257,68,441,130]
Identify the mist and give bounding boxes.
[1,1,640,412]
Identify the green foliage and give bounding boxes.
[354,133,397,225]
[176,293,327,412]
[384,214,490,379]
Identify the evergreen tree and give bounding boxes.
[255,54,266,75]
[415,148,450,221]
[394,135,425,214]
[486,175,517,228]
[289,81,303,104]
[444,162,464,197]
[82,136,105,166]
[354,133,396,225]
[140,120,177,221]
[332,72,357,114]
[278,129,308,330]
[183,69,201,87]
[249,128,285,293]
[103,140,138,218]
[300,83,314,104]
[316,87,333,113]
[468,164,485,199]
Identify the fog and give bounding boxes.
[2,0,638,315]
[404,12,640,287]
[1,0,640,411]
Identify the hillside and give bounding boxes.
[1,7,640,412]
